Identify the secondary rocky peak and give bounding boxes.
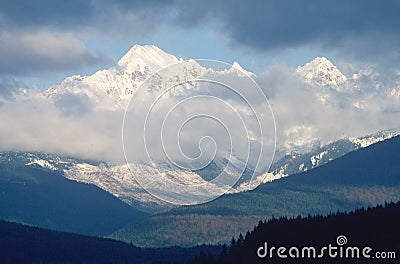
[297,57,347,88]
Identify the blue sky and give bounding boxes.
[0,0,399,91]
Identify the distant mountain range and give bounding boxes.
[43,46,400,110]
[2,45,399,206]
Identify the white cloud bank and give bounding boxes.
[0,60,399,170]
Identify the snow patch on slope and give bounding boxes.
[310,150,328,167]
[349,129,400,148]
[26,158,57,171]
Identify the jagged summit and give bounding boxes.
[118,45,182,71]
[230,61,255,77]
[44,44,256,110]
[297,56,347,88]
[232,61,243,70]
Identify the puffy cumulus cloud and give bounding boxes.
[256,65,400,152]
[0,30,107,75]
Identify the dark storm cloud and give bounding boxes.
[2,0,399,57]
[174,0,400,47]
[1,0,399,73]
[0,0,171,29]
[0,0,92,28]
[173,0,400,64]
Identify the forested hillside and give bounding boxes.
[0,162,147,236]
[0,219,219,263]
[192,201,400,263]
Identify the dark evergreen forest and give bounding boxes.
[191,201,400,264]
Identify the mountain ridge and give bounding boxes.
[3,128,398,212]
[110,136,400,247]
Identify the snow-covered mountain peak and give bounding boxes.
[44,45,195,109]
[298,57,335,71]
[44,44,258,110]
[117,44,182,72]
[297,57,348,88]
